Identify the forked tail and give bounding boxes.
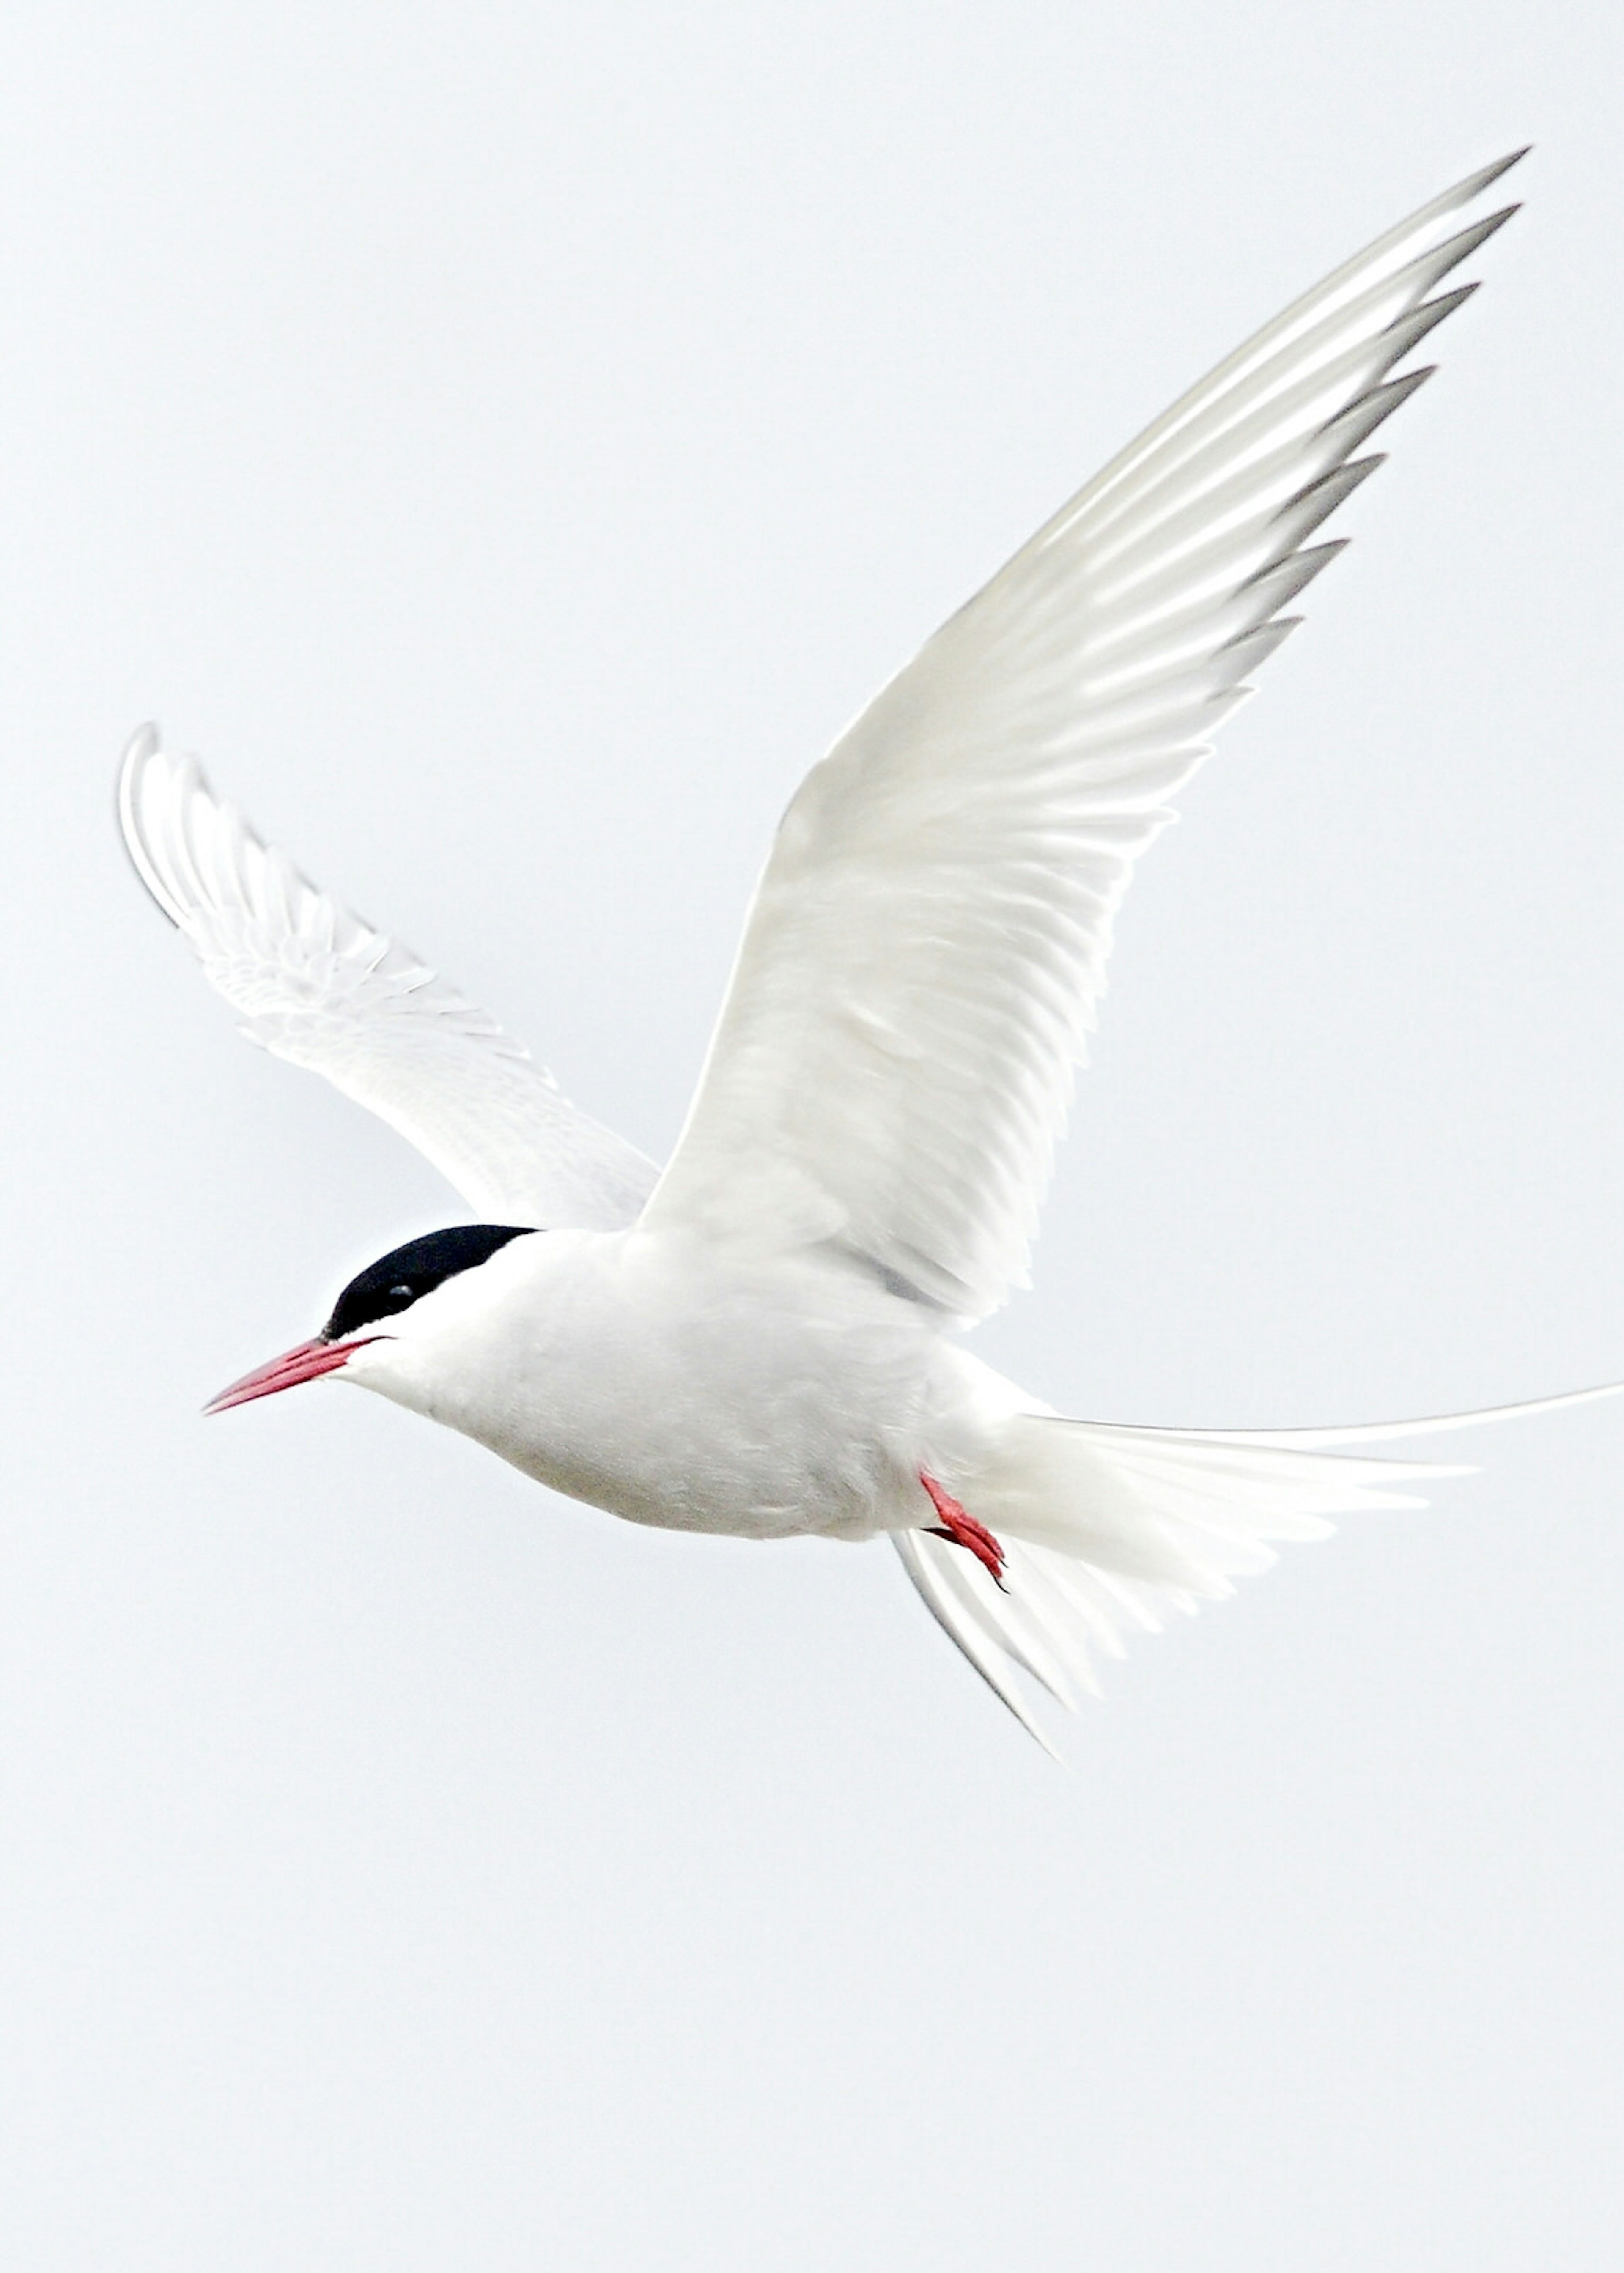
[892,1385,1624,1752]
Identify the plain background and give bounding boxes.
[3,5,1622,2267]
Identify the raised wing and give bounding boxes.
[642,154,1525,1318]
[118,728,658,1228]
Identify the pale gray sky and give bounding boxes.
[3,4,1623,2267]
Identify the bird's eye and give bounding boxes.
[389,1284,414,1302]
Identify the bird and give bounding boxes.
[118,148,1608,1747]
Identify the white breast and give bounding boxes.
[357,1228,961,1541]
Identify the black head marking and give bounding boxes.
[322,1225,538,1342]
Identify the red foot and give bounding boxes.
[920,1472,1007,1590]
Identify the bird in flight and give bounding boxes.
[121,149,1596,1747]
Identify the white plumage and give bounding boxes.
[122,150,1610,1747]
[118,735,658,1229]
[640,156,1520,1319]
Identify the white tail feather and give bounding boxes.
[892,1384,1624,1746]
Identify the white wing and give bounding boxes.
[118,728,658,1228]
[642,154,1525,1318]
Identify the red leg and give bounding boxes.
[920,1472,1007,1590]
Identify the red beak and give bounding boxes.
[204,1336,381,1415]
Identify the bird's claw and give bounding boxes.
[920,1472,1008,1590]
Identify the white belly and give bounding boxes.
[367,1226,983,1541]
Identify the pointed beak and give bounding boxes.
[204,1336,380,1415]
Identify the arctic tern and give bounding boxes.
[121,148,1608,1745]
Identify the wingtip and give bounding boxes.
[115,720,187,929]
[121,720,160,768]
[1406,149,1530,243]
[1462,146,1531,199]
[116,719,161,825]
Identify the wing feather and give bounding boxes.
[118,728,658,1229]
[643,156,1525,1316]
